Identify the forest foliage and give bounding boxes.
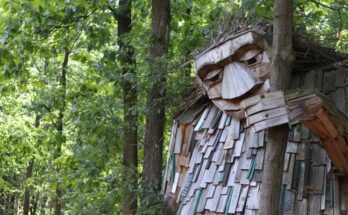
[0,0,347,214]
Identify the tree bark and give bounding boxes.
[143,0,171,189]
[259,1,294,215]
[113,0,138,214]
[54,48,70,215]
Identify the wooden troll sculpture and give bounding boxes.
[162,27,348,215]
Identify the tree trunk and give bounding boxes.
[54,48,70,215]
[113,0,138,214]
[143,0,171,189]
[23,157,34,215]
[23,115,40,215]
[259,1,294,215]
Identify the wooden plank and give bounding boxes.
[296,161,305,200]
[257,130,264,147]
[316,108,339,138]
[286,142,298,153]
[168,121,178,154]
[321,170,326,210]
[311,143,328,165]
[202,105,218,129]
[286,154,296,189]
[194,107,210,131]
[294,198,308,215]
[246,130,259,148]
[240,95,261,109]
[228,184,242,213]
[233,133,245,158]
[282,190,295,214]
[309,165,325,194]
[247,106,288,126]
[283,152,291,171]
[302,119,330,140]
[210,110,223,129]
[224,126,235,149]
[236,185,250,212]
[291,160,300,190]
[333,174,340,215]
[218,112,228,129]
[240,170,250,185]
[252,114,289,132]
[216,194,228,212]
[197,189,209,213]
[219,127,228,143]
[246,184,259,210]
[182,125,193,156]
[255,148,265,170]
[171,172,180,193]
[174,125,184,154]
[246,97,286,116]
[230,118,241,140]
[202,163,217,185]
[285,88,316,101]
[323,138,348,174]
[206,184,216,198]
[227,159,239,186]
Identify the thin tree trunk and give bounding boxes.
[259,0,294,214]
[54,48,70,215]
[143,0,171,189]
[113,1,138,214]
[23,158,34,215]
[23,115,40,215]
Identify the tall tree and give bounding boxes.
[259,0,294,214]
[112,0,138,214]
[55,47,70,215]
[143,0,171,189]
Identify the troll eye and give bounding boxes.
[240,52,263,67]
[203,69,223,85]
[237,48,263,67]
[246,57,257,65]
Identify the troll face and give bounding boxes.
[194,30,272,119]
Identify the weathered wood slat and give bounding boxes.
[316,108,339,138]
[333,174,340,215]
[174,125,184,154]
[194,107,210,131]
[236,185,250,212]
[229,184,242,213]
[252,114,289,132]
[247,106,288,126]
[246,97,286,116]
[308,195,321,215]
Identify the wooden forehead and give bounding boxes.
[194,30,270,74]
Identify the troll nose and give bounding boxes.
[222,62,261,99]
